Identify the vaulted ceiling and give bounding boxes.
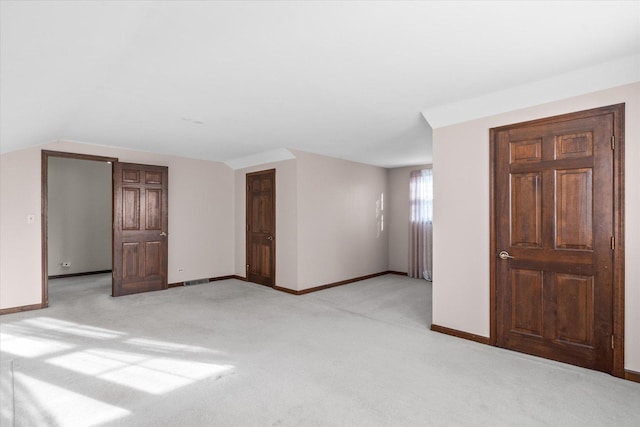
[1,1,639,168]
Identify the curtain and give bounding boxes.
[408,169,433,281]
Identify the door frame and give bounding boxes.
[489,104,625,377]
[41,150,117,307]
[245,168,276,287]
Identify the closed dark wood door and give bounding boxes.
[246,169,275,287]
[113,162,168,296]
[493,107,618,373]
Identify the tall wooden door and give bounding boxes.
[492,105,623,373]
[246,169,276,287]
[113,162,168,296]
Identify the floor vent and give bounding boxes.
[184,278,209,286]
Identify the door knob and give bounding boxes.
[160,232,167,237]
[498,250,514,260]
[267,236,273,241]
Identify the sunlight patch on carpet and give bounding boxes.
[16,372,130,426]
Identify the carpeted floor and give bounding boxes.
[1,273,638,426]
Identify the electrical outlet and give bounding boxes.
[62,262,71,268]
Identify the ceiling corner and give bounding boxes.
[422,54,640,129]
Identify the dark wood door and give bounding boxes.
[113,162,168,296]
[493,107,619,373]
[246,169,275,287]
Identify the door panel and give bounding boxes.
[113,162,168,296]
[123,188,140,229]
[510,269,543,337]
[246,169,276,287]
[555,168,592,249]
[123,242,140,278]
[510,139,542,163]
[510,172,542,247]
[493,108,617,373]
[555,132,592,159]
[555,273,594,345]
[146,189,162,229]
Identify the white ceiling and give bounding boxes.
[1,1,639,168]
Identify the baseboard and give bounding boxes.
[431,324,491,345]
[48,269,112,279]
[273,285,299,295]
[241,270,412,295]
[0,303,45,316]
[167,282,184,288]
[432,324,638,383]
[625,370,640,383]
[209,275,236,282]
[270,271,390,295]
[387,271,408,276]
[233,275,247,281]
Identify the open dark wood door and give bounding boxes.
[492,105,624,374]
[113,162,168,296]
[246,169,275,287]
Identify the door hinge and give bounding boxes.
[611,236,615,250]
[246,264,250,271]
[611,135,615,150]
[611,335,615,349]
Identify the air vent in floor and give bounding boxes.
[184,278,209,286]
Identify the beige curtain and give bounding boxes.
[408,169,433,281]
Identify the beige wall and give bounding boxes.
[0,140,235,309]
[47,157,112,276]
[388,164,431,273]
[234,151,391,292]
[234,159,299,289]
[2,142,394,307]
[295,150,389,290]
[0,148,42,308]
[432,82,640,371]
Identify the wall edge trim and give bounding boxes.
[624,370,640,383]
[388,271,408,276]
[167,282,184,288]
[431,324,491,345]
[209,275,237,282]
[272,271,395,295]
[48,270,112,280]
[0,303,46,316]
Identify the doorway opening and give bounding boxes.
[41,151,117,307]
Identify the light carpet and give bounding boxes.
[1,274,638,426]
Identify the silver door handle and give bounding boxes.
[160,232,167,237]
[499,250,514,260]
[267,236,273,241]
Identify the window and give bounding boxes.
[410,169,433,223]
